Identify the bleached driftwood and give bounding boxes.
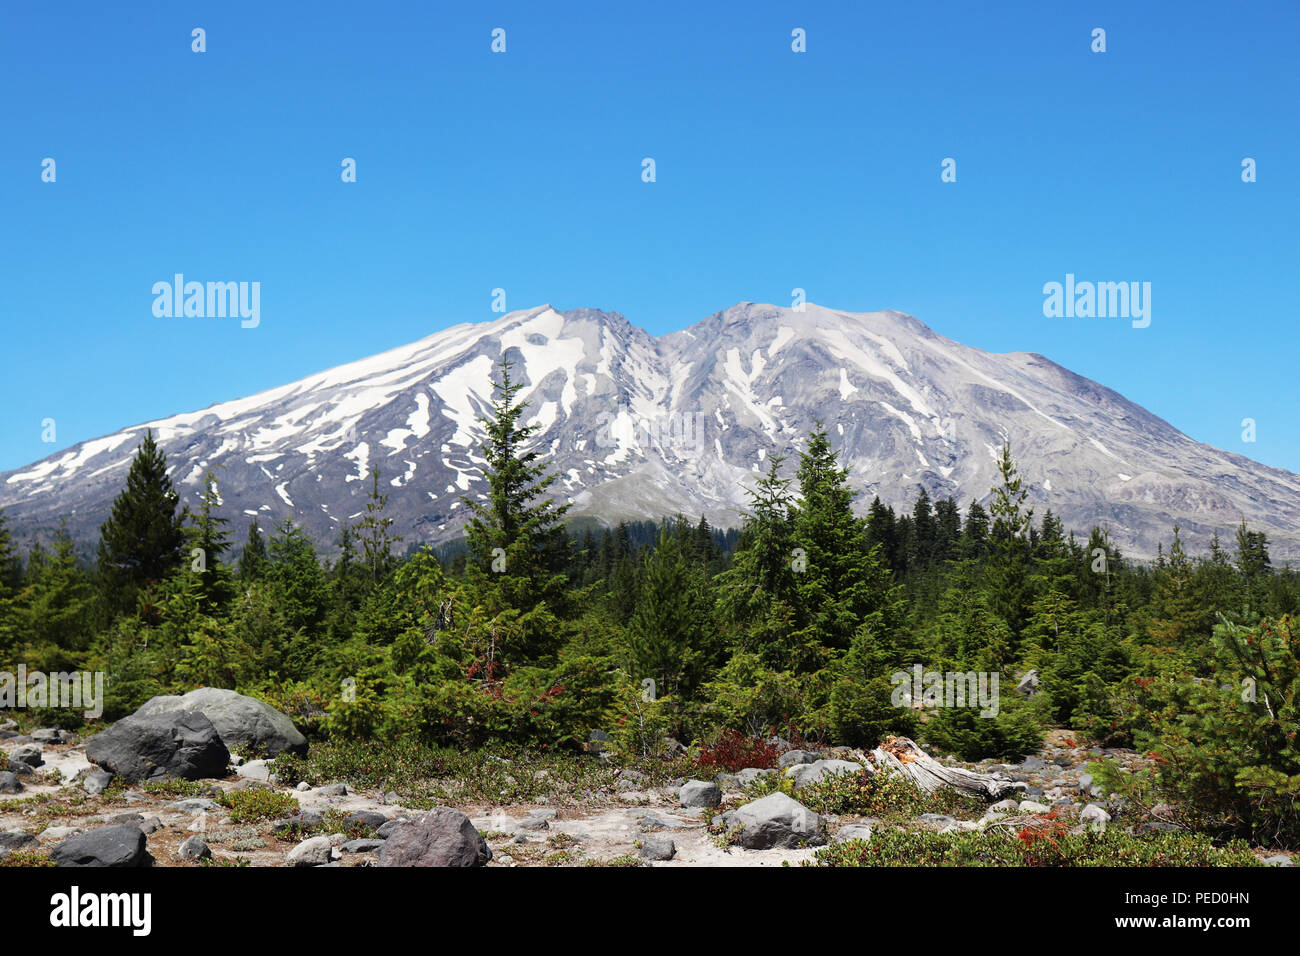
[856,736,1019,802]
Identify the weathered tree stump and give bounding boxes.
[857,736,1019,801]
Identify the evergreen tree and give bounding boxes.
[239,518,268,581]
[626,522,711,700]
[461,359,573,663]
[19,522,95,672]
[355,466,403,584]
[986,441,1034,637]
[933,496,962,565]
[907,486,936,571]
[865,497,898,571]
[790,426,895,657]
[96,430,186,618]
[187,470,232,614]
[961,500,990,559]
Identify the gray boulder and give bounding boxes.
[378,808,492,867]
[720,792,824,849]
[50,824,153,867]
[736,768,775,786]
[83,771,114,795]
[833,823,875,844]
[343,810,388,832]
[177,836,211,861]
[11,745,43,767]
[341,838,384,854]
[0,829,37,858]
[286,835,333,867]
[85,709,230,783]
[135,687,307,757]
[790,759,863,790]
[777,749,820,769]
[0,771,22,794]
[639,835,676,861]
[917,813,957,829]
[1080,803,1111,831]
[679,780,722,809]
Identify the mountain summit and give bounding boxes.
[4,303,1297,558]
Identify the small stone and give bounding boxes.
[83,771,114,795]
[833,824,875,843]
[11,745,43,767]
[286,835,333,867]
[343,810,388,832]
[1018,801,1051,815]
[778,749,820,769]
[1080,804,1110,831]
[517,816,549,831]
[1262,854,1293,867]
[639,835,676,861]
[178,836,211,861]
[316,783,348,797]
[0,771,23,794]
[0,829,38,853]
[167,798,219,813]
[679,780,722,809]
[295,781,311,792]
[341,838,384,854]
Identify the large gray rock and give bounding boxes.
[790,759,863,790]
[135,687,307,757]
[777,749,821,769]
[0,771,22,793]
[720,792,824,849]
[177,836,211,861]
[378,808,492,867]
[833,823,876,844]
[679,780,722,809]
[10,745,43,767]
[83,771,114,795]
[639,835,676,861]
[0,829,37,858]
[286,835,334,867]
[85,710,230,783]
[50,824,153,867]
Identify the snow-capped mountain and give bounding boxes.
[4,302,1298,560]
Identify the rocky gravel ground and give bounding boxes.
[1,719,1294,868]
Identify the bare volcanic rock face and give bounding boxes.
[3,302,1297,559]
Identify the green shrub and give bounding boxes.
[812,827,1261,867]
[215,788,299,823]
[828,675,918,747]
[798,768,983,821]
[920,692,1046,761]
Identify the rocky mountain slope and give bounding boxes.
[3,302,1297,558]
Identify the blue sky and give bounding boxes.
[2,0,1297,474]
